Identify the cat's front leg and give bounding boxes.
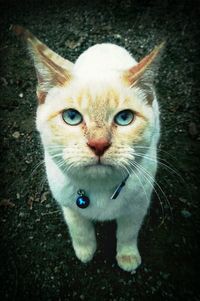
[116,214,144,272]
[62,207,96,263]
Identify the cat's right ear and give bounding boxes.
[123,42,164,104]
[11,25,73,104]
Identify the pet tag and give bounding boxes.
[76,190,90,209]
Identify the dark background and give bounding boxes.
[0,0,199,300]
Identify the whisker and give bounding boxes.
[119,159,150,206]
[133,152,185,185]
[134,145,177,161]
[132,160,173,224]
[130,161,166,225]
[29,159,45,178]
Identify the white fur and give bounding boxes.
[35,43,160,272]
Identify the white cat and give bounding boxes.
[13,25,163,272]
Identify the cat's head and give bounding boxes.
[13,26,163,178]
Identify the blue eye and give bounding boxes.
[62,109,83,126]
[114,110,134,126]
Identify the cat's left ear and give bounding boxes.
[123,42,165,104]
[12,25,73,104]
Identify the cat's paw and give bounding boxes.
[73,243,96,263]
[116,251,141,272]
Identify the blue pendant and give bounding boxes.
[76,190,90,209]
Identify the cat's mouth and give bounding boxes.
[86,161,113,168]
[85,157,114,169]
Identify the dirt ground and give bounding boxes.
[0,0,199,300]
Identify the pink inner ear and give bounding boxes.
[35,69,49,105]
[12,25,73,105]
[37,47,71,83]
[35,49,72,104]
[125,42,164,85]
[37,90,47,104]
[129,52,155,80]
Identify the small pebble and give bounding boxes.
[188,122,198,138]
[181,209,192,218]
[12,131,20,139]
[19,212,25,217]
[179,197,187,203]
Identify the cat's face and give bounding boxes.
[13,26,162,178]
[37,80,155,177]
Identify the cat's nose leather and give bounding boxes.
[87,138,111,156]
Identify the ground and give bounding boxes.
[0,0,199,300]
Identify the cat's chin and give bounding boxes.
[67,162,118,179]
[85,162,113,169]
[85,163,114,174]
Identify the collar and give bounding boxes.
[76,174,129,208]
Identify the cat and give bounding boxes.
[13,25,163,272]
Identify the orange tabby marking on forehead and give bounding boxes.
[76,89,92,109]
[74,87,119,112]
[105,89,120,107]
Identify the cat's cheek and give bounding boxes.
[81,122,87,135]
[112,119,147,145]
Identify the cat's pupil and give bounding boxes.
[114,110,134,126]
[121,112,128,120]
[62,109,83,126]
[68,110,76,120]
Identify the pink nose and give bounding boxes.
[87,138,111,156]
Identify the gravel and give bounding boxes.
[0,0,199,300]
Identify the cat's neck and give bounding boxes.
[45,151,125,192]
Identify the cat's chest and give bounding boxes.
[45,153,152,220]
[47,169,148,221]
[56,181,138,220]
[52,176,123,209]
